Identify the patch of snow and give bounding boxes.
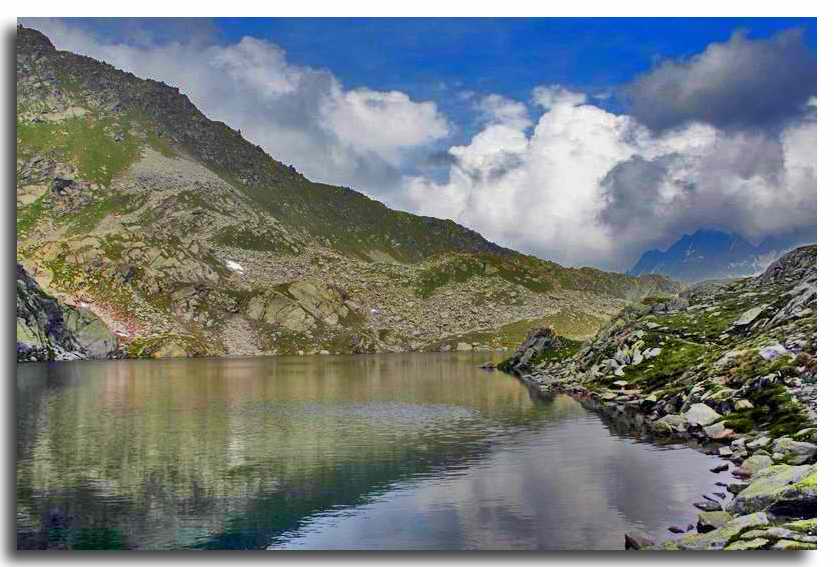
[226,260,244,273]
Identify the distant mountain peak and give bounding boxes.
[627,228,810,283]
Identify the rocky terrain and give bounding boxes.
[500,245,817,551]
[17,263,117,361]
[16,25,678,361]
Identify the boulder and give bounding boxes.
[747,436,772,450]
[676,513,768,551]
[732,306,766,327]
[770,539,816,550]
[652,414,687,435]
[782,518,816,535]
[685,403,722,427]
[759,344,789,361]
[624,531,655,550]
[772,437,816,465]
[703,421,733,441]
[697,511,732,533]
[724,538,770,550]
[737,455,774,478]
[730,464,815,517]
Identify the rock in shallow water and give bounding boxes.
[624,531,655,550]
[697,511,732,533]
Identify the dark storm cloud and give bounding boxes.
[598,155,679,232]
[628,29,816,131]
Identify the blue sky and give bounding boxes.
[26,17,817,269]
[219,17,816,136]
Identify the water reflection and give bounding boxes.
[17,353,731,550]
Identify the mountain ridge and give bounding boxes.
[16,25,679,360]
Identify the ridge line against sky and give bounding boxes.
[20,17,817,271]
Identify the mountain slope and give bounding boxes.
[16,25,679,359]
[628,229,813,283]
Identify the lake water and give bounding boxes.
[16,352,732,550]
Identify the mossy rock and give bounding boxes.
[730,464,816,517]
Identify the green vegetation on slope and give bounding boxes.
[17,116,140,186]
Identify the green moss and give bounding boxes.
[65,193,139,235]
[782,518,816,535]
[722,384,812,437]
[414,253,557,299]
[530,337,583,365]
[622,338,708,391]
[16,194,47,237]
[17,115,140,186]
[211,224,296,254]
[415,255,488,298]
[723,416,754,433]
[43,247,84,290]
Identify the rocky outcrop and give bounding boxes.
[16,264,117,361]
[497,328,555,372]
[501,246,817,551]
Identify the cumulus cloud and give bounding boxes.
[628,29,816,131]
[22,18,450,196]
[320,89,448,163]
[405,86,816,270]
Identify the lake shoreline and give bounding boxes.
[499,364,817,550]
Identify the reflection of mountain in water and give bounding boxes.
[17,353,575,550]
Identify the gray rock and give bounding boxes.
[732,306,766,327]
[697,511,732,533]
[652,414,688,435]
[644,347,662,359]
[704,421,732,440]
[624,531,655,550]
[747,436,772,450]
[725,537,770,550]
[730,464,815,516]
[770,539,816,550]
[772,437,816,465]
[685,403,721,427]
[676,513,768,550]
[759,343,789,361]
[737,455,774,478]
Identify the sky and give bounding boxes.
[21,17,817,271]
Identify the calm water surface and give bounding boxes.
[17,352,732,550]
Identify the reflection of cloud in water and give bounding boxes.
[274,404,732,550]
[240,401,479,430]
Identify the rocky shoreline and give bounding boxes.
[498,246,817,551]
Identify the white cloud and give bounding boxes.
[23,18,450,196]
[532,85,588,109]
[405,90,817,270]
[320,88,448,163]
